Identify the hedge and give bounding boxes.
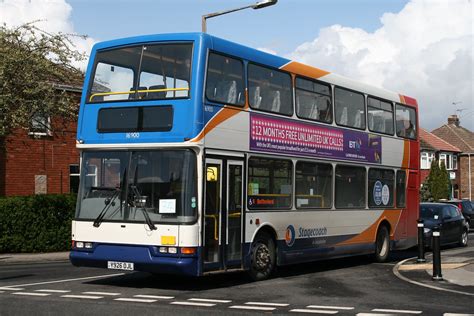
[0,194,76,253]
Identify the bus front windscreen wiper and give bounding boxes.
[93,188,121,228]
[129,185,157,231]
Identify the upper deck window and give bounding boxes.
[295,77,332,123]
[368,97,394,135]
[248,64,292,116]
[88,43,192,103]
[396,103,417,139]
[335,87,365,130]
[205,52,245,106]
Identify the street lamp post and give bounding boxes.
[202,0,277,33]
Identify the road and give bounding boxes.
[1,235,473,315]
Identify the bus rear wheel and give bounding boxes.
[374,225,390,263]
[248,232,275,281]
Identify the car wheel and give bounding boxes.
[247,232,275,281]
[374,225,390,262]
[459,228,468,247]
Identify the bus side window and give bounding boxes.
[205,52,244,106]
[396,103,417,139]
[396,171,406,207]
[248,63,292,115]
[335,87,365,129]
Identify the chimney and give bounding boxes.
[448,115,460,127]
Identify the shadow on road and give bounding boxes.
[85,248,420,291]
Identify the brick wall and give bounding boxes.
[459,155,474,199]
[1,119,79,196]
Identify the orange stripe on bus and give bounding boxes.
[402,139,410,169]
[281,61,330,79]
[191,106,242,142]
[399,94,406,104]
[336,210,402,246]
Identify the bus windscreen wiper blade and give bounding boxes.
[130,185,157,231]
[93,188,120,228]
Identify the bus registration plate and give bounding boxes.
[107,261,134,271]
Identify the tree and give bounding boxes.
[0,23,86,136]
[421,159,450,201]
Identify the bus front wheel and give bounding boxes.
[374,225,390,263]
[248,232,275,281]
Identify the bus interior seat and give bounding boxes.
[271,90,281,112]
[368,112,374,130]
[129,86,147,99]
[374,115,385,132]
[354,111,362,128]
[251,86,262,108]
[148,85,167,99]
[339,107,348,125]
[309,100,319,120]
[214,80,237,104]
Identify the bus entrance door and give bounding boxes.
[204,158,244,272]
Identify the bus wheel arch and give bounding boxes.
[248,225,277,281]
[374,221,391,263]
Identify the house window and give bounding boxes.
[29,113,51,136]
[69,164,80,193]
[453,155,458,170]
[420,152,434,170]
[439,153,454,170]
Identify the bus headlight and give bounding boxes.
[76,241,84,248]
[168,247,177,254]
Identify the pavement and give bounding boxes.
[0,251,69,265]
[1,247,473,296]
[394,246,474,296]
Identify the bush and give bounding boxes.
[0,194,76,253]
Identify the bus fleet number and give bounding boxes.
[126,132,140,139]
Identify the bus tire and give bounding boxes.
[374,225,390,263]
[248,232,275,281]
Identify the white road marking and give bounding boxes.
[245,301,289,306]
[61,295,104,300]
[12,292,50,297]
[35,289,71,293]
[290,309,339,314]
[134,294,174,300]
[188,298,232,303]
[307,305,355,310]
[0,287,24,291]
[229,305,276,311]
[82,291,121,296]
[356,314,397,316]
[6,273,125,288]
[372,309,422,314]
[171,301,216,307]
[115,298,157,303]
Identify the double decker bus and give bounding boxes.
[70,33,420,280]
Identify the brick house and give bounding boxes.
[0,85,82,196]
[419,128,461,198]
[432,115,474,200]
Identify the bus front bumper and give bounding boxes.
[70,244,200,276]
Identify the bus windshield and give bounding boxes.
[76,149,197,224]
[87,43,192,103]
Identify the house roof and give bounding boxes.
[419,128,461,152]
[431,118,474,153]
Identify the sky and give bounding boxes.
[1,0,473,131]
